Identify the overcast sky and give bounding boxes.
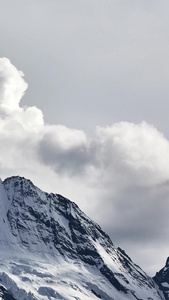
[1,0,169,276]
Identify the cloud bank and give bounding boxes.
[0,58,169,275]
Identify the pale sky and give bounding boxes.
[0,0,169,276]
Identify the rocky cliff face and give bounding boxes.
[0,176,165,300]
[154,258,169,300]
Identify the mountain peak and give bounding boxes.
[0,176,165,300]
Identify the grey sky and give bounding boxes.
[1,0,169,134]
[0,0,169,276]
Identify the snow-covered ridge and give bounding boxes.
[0,176,165,299]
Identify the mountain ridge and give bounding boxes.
[0,175,166,300]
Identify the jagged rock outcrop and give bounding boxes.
[154,258,169,300]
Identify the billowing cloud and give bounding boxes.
[0,58,28,113]
[94,122,169,187]
[0,58,169,275]
[39,124,89,174]
[39,120,169,185]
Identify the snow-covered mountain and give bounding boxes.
[154,258,169,300]
[0,176,165,300]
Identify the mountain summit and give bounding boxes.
[0,176,165,299]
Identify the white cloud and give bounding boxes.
[0,58,169,275]
[94,122,169,188]
[39,124,89,174]
[0,58,28,113]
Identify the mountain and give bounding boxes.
[0,176,165,300]
[154,258,169,300]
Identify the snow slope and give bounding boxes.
[0,176,165,300]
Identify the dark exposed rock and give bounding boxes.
[154,257,169,299]
[0,285,16,300]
